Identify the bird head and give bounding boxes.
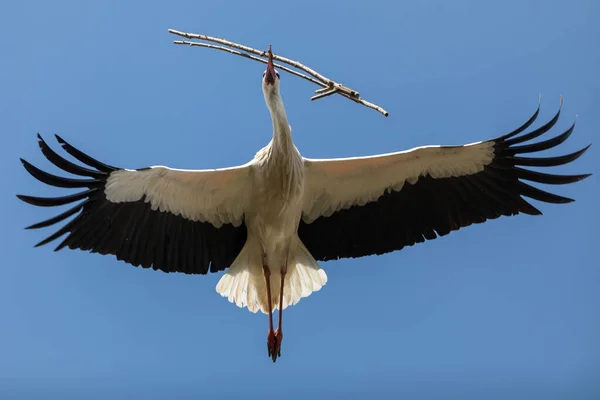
[262,45,280,93]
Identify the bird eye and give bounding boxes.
[275,71,280,79]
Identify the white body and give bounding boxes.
[216,77,327,313]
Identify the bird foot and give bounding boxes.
[267,329,283,362]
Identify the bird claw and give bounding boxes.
[267,329,275,356]
[267,329,283,362]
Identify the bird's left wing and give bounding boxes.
[17,135,253,274]
[300,104,590,261]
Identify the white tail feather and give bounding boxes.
[216,238,327,314]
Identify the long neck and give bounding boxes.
[265,92,293,151]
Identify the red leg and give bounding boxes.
[272,269,286,361]
[263,265,276,359]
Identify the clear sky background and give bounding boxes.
[1,0,598,398]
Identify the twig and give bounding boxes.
[311,88,338,101]
[168,29,389,117]
[173,40,325,88]
[315,87,332,94]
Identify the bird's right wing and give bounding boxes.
[17,135,253,274]
[300,104,590,261]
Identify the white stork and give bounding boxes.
[18,47,590,362]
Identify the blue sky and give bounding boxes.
[1,0,598,398]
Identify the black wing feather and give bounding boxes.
[37,134,106,178]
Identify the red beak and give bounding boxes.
[265,45,276,85]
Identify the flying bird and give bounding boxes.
[18,46,590,362]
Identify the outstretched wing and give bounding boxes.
[300,102,591,261]
[18,135,253,274]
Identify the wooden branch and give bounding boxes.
[168,29,389,117]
